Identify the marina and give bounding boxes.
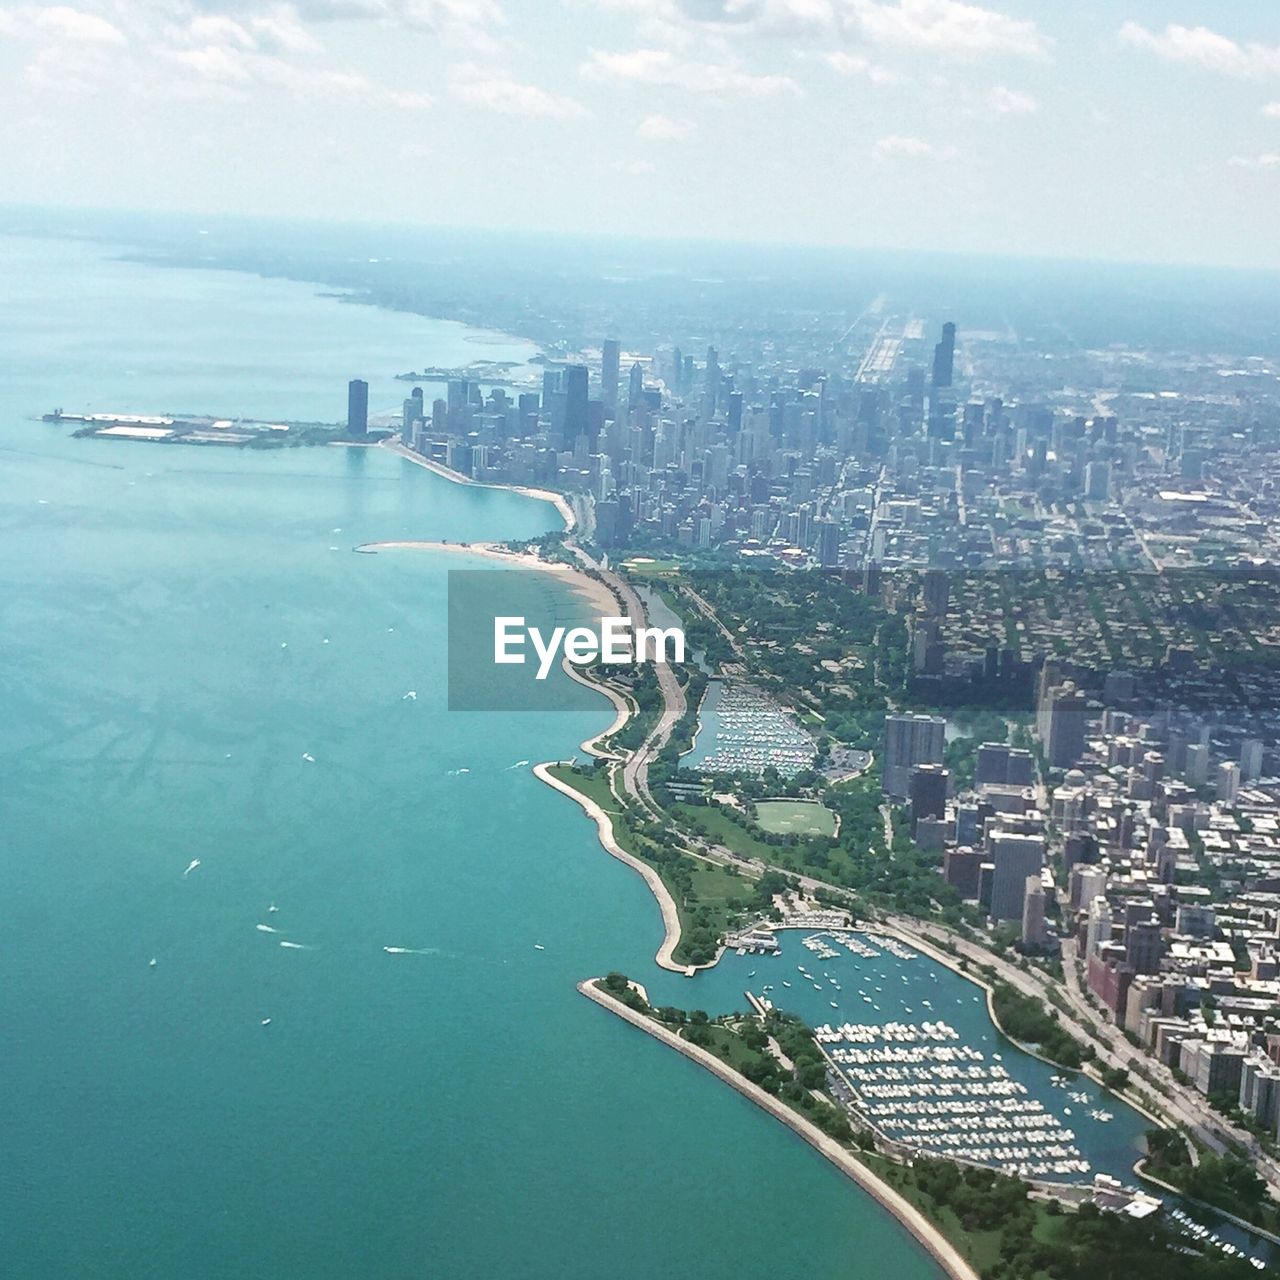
[682,679,817,778]
[646,927,1149,1186]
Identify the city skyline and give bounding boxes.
[0,1,1277,269]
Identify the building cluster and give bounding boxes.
[350,300,1280,581]
[889,644,1280,1136]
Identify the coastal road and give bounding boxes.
[567,544,686,818]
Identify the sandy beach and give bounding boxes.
[353,538,618,620]
[355,533,690,970]
[580,979,981,1280]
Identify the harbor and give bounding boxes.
[682,678,817,778]
[640,924,1279,1267]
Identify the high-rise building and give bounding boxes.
[816,520,841,567]
[931,322,956,389]
[601,339,620,411]
[1125,917,1163,975]
[563,364,589,446]
[1218,761,1241,804]
[1021,874,1047,949]
[922,568,949,617]
[1241,738,1264,782]
[944,846,983,899]
[1086,894,1112,955]
[1184,742,1209,786]
[882,713,946,799]
[347,379,368,436]
[1043,681,1088,769]
[909,764,948,834]
[989,832,1045,923]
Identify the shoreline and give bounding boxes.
[355,531,699,974]
[539,767,689,974]
[352,538,616,619]
[382,438,576,532]
[579,978,980,1280]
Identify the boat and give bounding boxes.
[534,944,545,951]
[149,957,157,969]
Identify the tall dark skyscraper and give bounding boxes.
[601,339,620,411]
[347,379,368,436]
[627,360,644,410]
[931,321,956,389]
[563,364,589,445]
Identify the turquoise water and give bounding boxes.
[0,237,941,1279]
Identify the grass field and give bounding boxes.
[547,763,620,813]
[621,557,682,578]
[754,799,838,837]
[671,802,776,860]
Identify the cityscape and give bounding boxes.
[4,0,1280,1278]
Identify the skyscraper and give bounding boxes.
[1043,681,1089,769]
[989,832,1044,923]
[627,361,644,411]
[909,763,948,834]
[563,364,589,446]
[1086,895,1112,956]
[882,713,946,799]
[601,339,620,411]
[1125,917,1163,975]
[931,322,956,389]
[1021,875,1047,949]
[347,379,368,436]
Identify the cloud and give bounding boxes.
[450,63,589,116]
[0,5,126,44]
[1118,22,1280,79]
[260,0,503,35]
[599,0,1047,59]
[871,132,955,159]
[850,0,1046,59]
[1229,153,1280,170]
[158,10,432,107]
[636,113,696,139]
[987,84,1035,115]
[818,50,897,83]
[582,48,801,95]
[1264,102,1280,118]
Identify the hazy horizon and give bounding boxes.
[1,2,1278,269]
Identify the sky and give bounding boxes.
[0,0,1278,268]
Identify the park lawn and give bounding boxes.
[671,802,777,860]
[755,798,838,837]
[688,858,755,909]
[548,763,621,814]
[683,1023,770,1072]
